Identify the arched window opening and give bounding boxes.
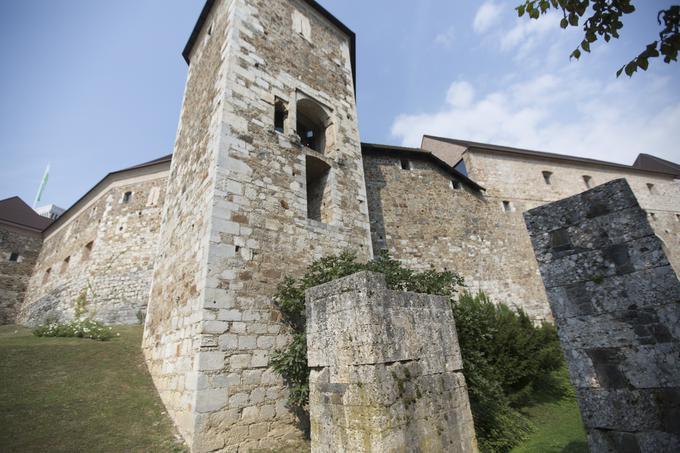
[296,98,330,153]
[306,155,332,223]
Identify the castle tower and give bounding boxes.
[142,0,373,450]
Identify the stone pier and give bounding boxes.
[305,271,477,453]
[524,179,680,453]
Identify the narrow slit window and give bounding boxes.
[123,191,132,204]
[502,201,512,212]
[43,268,51,284]
[274,97,288,133]
[583,175,592,189]
[61,256,70,274]
[542,171,553,185]
[9,252,19,262]
[450,180,462,190]
[676,214,680,222]
[82,241,94,261]
[647,183,655,194]
[306,155,332,223]
[400,159,411,171]
[649,212,657,221]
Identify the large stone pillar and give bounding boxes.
[524,178,680,453]
[306,271,477,452]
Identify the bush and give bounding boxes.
[33,319,114,341]
[271,251,564,453]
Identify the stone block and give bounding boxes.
[306,271,477,452]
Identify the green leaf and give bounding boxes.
[570,48,581,60]
[616,66,624,77]
[568,13,579,26]
[637,58,649,71]
[581,40,590,52]
[517,4,526,17]
[560,17,568,28]
[624,62,637,76]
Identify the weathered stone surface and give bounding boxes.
[0,224,42,324]
[142,0,372,450]
[525,178,680,453]
[306,271,477,453]
[19,165,169,326]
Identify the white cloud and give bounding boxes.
[473,2,504,34]
[390,71,680,165]
[446,81,475,108]
[434,27,455,49]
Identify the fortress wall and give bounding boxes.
[20,169,167,326]
[0,224,42,324]
[142,0,373,450]
[363,153,553,320]
[464,150,680,270]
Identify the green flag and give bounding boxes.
[33,164,50,208]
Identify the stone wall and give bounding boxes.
[363,151,552,320]
[0,224,42,324]
[143,0,372,450]
[525,178,680,453]
[306,271,477,453]
[20,167,168,326]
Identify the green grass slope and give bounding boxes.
[511,368,588,453]
[0,325,186,453]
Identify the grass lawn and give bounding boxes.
[511,368,589,453]
[0,325,186,453]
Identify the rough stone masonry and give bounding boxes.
[306,271,478,453]
[524,178,680,453]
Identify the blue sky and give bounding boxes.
[1,1,679,210]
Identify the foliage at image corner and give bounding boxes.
[270,250,565,453]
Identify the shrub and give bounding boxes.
[271,251,564,453]
[33,318,114,341]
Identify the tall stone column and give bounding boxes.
[524,178,680,453]
[306,271,478,453]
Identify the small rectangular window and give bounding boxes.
[647,183,655,194]
[123,191,132,203]
[274,97,287,133]
[502,201,512,212]
[450,180,462,190]
[583,175,592,189]
[43,268,51,284]
[542,171,553,185]
[400,159,411,170]
[9,252,19,262]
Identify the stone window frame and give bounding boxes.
[502,200,514,212]
[122,191,133,204]
[400,159,411,171]
[646,183,656,194]
[542,171,553,185]
[8,252,19,262]
[450,179,462,190]
[294,93,335,155]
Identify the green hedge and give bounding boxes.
[270,251,564,453]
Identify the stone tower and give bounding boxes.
[141,0,372,451]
